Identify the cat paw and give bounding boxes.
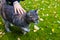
[6,29,11,32]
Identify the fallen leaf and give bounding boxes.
[0,22,2,24]
[17,37,21,40]
[34,25,39,30]
[41,28,44,31]
[34,30,37,32]
[52,28,54,32]
[38,16,44,21]
[0,32,2,35]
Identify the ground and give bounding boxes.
[0,0,60,40]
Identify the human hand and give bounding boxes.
[13,1,26,14]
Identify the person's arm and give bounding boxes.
[6,0,26,14]
[13,1,26,14]
[6,0,24,5]
[11,0,24,2]
[6,0,20,2]
[11,0,20,4]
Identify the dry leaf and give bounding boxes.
[52,28,54,32]
[17,37,21,40]
[34,30,37,32]
[34,25,39,30]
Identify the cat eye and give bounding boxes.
[30,16,32,17]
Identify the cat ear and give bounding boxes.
[35,9,38,13]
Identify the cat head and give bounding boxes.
[26,10,38,24]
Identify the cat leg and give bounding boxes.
[21,27,30,35]
[4,20,11,32]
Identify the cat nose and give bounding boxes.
[35,18,38,20]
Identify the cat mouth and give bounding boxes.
[34,20,38,24]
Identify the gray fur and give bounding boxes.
[1,5,38,34]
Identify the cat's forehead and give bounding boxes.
[29,10,37,14]
[27,10,38,16]
[30,10,35,13]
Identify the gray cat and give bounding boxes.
[1,5,38,34]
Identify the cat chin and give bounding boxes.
[34,21,38,25]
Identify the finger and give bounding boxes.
[19,9,24,14]
[21,9,25,13]
[20,7,26,13]
[17,9,21,15]
[22,8,26,13]
[14,7,17,14]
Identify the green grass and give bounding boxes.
[0,0,60,40]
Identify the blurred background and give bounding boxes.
[0,0,60,40]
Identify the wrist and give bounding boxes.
[13,1,19,5]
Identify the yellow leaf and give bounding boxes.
[17,37,21,40]
[34,25,39,30]
[0,32,2,35]
[34,30,37,32]
[41,28,44,31]
[0,22,2,24]
[52,28,54,32]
